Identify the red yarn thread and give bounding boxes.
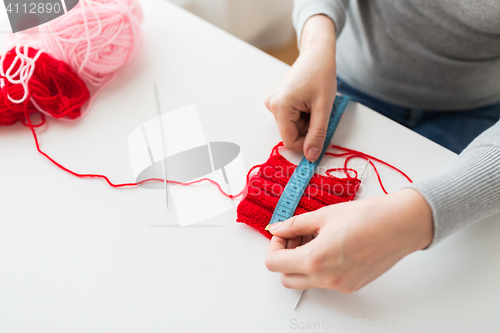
[20,101,266,194]
[22,105,260,192]
[326,145,413,194]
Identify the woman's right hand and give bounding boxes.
[264,15,338,162]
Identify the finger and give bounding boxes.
[286,236,302,249]
[303,101,331,162]
[281,273,315,290]
[267,235,287,253]
[265,236,307,273]
[268,211,324,239]
[264,94,273,111]
[301,234,313,246]
[296,115,309,137]
[275,106,304,152]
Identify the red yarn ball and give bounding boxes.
[0,79,29,125]
[0,47,90,126]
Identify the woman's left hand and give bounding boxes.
[264,188,434,292]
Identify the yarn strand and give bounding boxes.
[325,145,413,194]
[22,106,259,196]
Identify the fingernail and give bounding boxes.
[307,147,320,162]
[268,222,283,232]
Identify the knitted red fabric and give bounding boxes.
[236,146,361,239]
[0,47,89,126]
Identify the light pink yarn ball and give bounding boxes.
[40,0,143,87]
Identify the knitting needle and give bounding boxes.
[154,82,168,209]
[294,159,371,311]
[294,289,307,310]
[359,159,371,181]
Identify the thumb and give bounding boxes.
[268,211,323,239]
[303,102,330,162]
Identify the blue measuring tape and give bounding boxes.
[265,95,351,229]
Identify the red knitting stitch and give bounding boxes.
[0,47,89,126]
[236,143,361,239]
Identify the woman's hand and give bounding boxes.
[264,15,337,162]
[264,189,434,292]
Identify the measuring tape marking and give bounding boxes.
[266,95,351,229]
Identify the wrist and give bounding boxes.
[390,189,434,251]
[300,15,337,56]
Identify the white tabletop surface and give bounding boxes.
[1,1,500,332]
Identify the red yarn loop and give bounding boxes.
[326,167,359,179]
[326,145,413,194]
[21,112,46,128]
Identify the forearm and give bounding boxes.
[410,120,500,246]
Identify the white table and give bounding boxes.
[1,1,500,332]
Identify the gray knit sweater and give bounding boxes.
[293,0,500,246]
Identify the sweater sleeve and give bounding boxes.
[292,0,349,44]
[409,120,500,247]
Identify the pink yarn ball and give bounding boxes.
[40,0,143,87]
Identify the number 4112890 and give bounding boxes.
[5,2,62,14]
